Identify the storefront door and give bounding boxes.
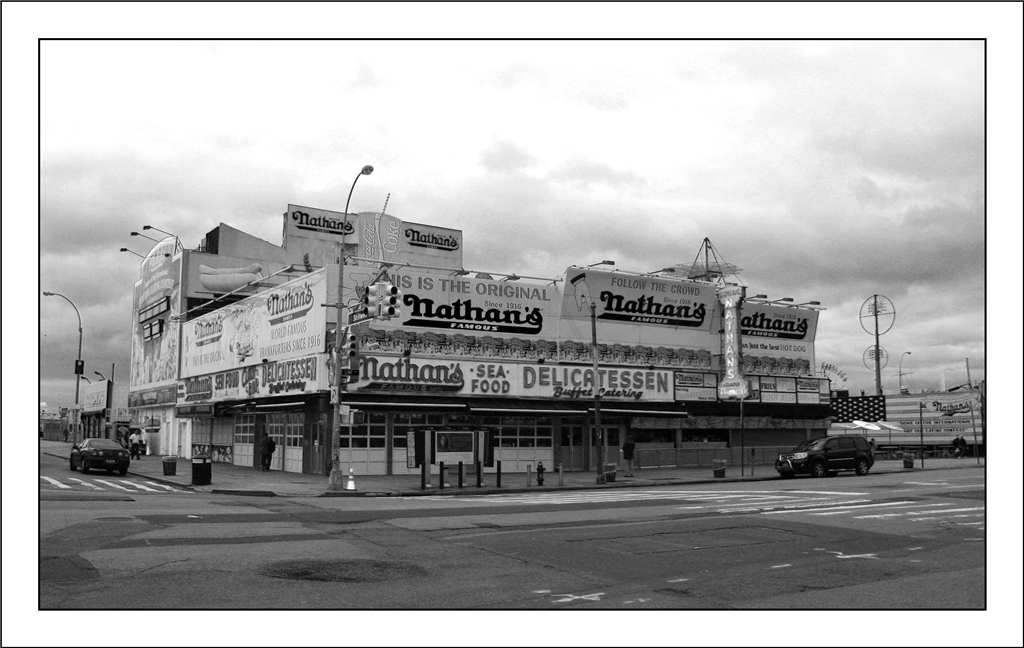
[560,425,586,471]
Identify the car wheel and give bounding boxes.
[70,458,77,471]
[119,468,128,476]
[810,461,827,478]
[855,459,870,476]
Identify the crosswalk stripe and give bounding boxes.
[121,480,159,491]
[93,479,133,491]
[68,477,104,490]
[40,476,71,489]
[144,481,191,493]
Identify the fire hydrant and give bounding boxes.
[536,461,546,486]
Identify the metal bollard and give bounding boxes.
[476,460,483,487]
[536,461,545,486]
[439,461,445,490]
[421,459,432,490]
[497,460,502,488]
[458,462,464,488]
[526,464,532,487]
[558,463,563,486]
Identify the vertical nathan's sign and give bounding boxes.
[718,285,748,399]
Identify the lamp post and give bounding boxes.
[130,231,160,243]
[43,291,83,444]
[584,259,614,478]
[590,301,604,478]
[120,247,146,258]
[898,351,912,393]
[330,164,374,490]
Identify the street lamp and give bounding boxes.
[142,225,183,252]
[590,300,605,480]
[43,291,83,444]
[899,351,912,394]
[331,164,374,491]
[120,247,146,258]
[587,260,615,268]
[130,231,160,242]
[94,371,106,381]
[79,375,93,385]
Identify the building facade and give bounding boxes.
[127,206,831,476]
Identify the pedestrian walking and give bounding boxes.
[129,430,142,459]
[622,435,636,477]
[954,435,964,458]
[259,433,277,471]
[63,428,69,443]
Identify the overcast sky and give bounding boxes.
[6,3,1023,644]
[29,34,1003,410]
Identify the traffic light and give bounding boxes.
[379,282,402,318]
[364,283,381,318]
[341,328,358,358]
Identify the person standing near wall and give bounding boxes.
[622,435,636,477]
[259,433,277,471]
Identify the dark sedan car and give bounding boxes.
[70,438,131,476]
[776,435,874,478]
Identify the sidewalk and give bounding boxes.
[40,440,985,498]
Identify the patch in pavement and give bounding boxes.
[260,559,428,583]
[936,490,986,501]
[570,525,808,554]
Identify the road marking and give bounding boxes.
[68,477,104,490]
[764,501,914,515]
[145,481,188,492]
[905,507,984,516]
[40,477,71,489]
[120,480,159,491]
[550,592,605,604]
[769,564,792,569]
[93,479,133,491]
[667,578,690,583]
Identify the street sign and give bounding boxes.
[341,368,359,376]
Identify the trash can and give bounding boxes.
[713,459,727,478]
[191,454,212,486]
[162,456,178,476]
[602,463,617,483]
[903,452,915,469]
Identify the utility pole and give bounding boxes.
[329,165,373,491]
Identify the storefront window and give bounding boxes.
[234,414,255,444]
[193,419,212,444]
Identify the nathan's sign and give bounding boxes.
[181,269,326,377]
[288,205,357,238]
[348,357,674,402]
[358,356,466,392]
[404,227,460,251]
[342,266,559,343]
[177,354,327,404]
[924,392,981,417]
[718,285,748,399]
[521,366,672,402]
[673,371,718,401]
[741,311,811,339]
[564,269,711,328]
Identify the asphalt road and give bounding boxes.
[37,447,988,615]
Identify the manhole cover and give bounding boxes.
[261,559,427,583]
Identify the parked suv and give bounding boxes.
[776,435,874,478]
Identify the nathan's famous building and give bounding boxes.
[128,205,829,476]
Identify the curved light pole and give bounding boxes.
[43,291,83,443]
[899,351,912,393]
[331,164,374,490]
